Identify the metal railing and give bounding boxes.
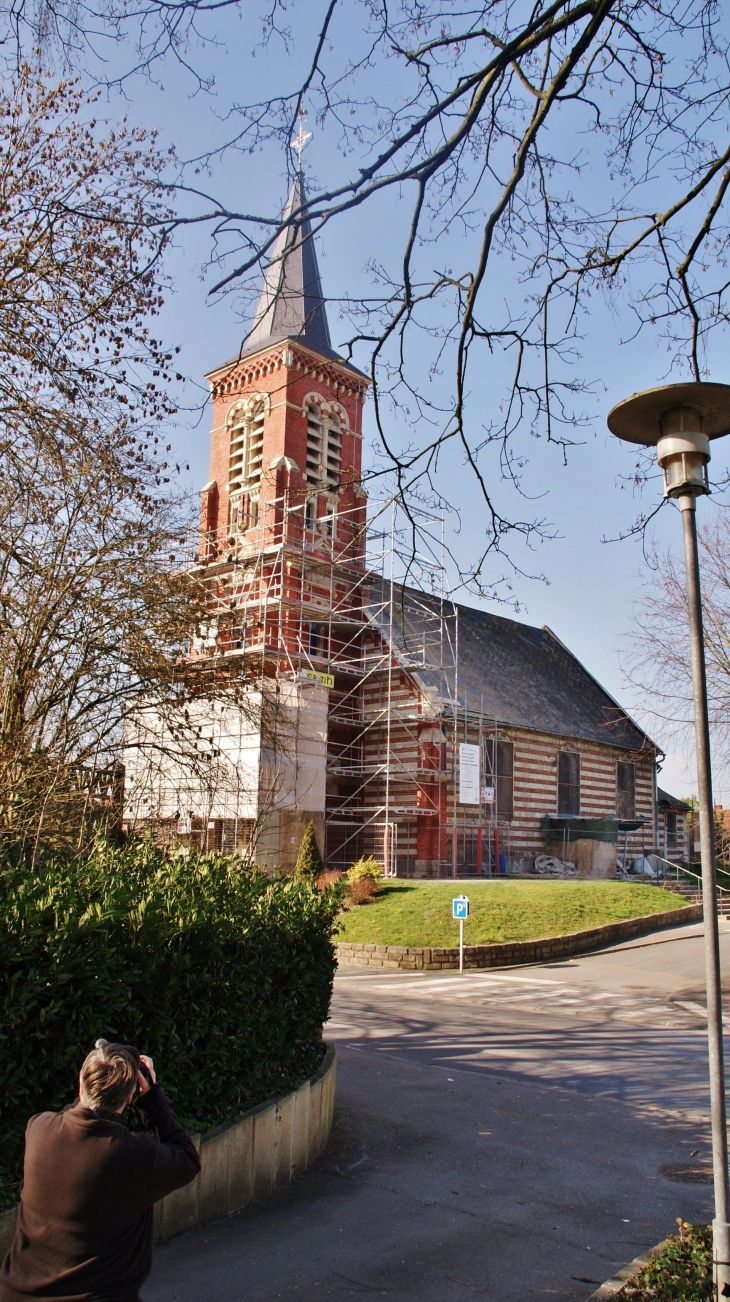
[647,853,730,915]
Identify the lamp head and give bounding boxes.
[607,381,730,499]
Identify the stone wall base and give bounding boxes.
[336,905,702,971]
[413,859,442,878]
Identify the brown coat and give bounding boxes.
[0,1085,200,1302]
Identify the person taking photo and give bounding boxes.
[0,1039,200,1302]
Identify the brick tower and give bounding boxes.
[199,171,370,869]
[201,172,368,571]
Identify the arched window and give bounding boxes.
[229,492,259,535]
[228,402,265,535]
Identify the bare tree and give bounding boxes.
[623,510,730,787]
[0,69,267,859]
[5,4,730,588]
[6,1,730,587]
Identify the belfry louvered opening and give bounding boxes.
[306,404,341,487]
[229,405,265,494]
[326,414,342,486]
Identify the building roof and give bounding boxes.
[207,172,369,379]
[657,787,691,812]
[369,582,656,753]
[244,170,336,358]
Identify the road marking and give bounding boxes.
[672,999,730,1026]
[675,1000,708,1017]
[364,973,566,992]
[337,968,719,1026]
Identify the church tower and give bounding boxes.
[201,172,368,577]
[197,170,370,869]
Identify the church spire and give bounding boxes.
[244,170,335,360]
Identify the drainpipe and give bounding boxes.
[652,754,662,851]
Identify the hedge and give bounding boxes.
[0,838,340,1207]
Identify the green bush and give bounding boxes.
[348,857,383,883]
[0,837,339,1207]
[346,858,384,905]
[294,821,325,882]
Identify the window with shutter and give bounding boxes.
[617,761,636,820]
[558,751,580,815]
[484,739,514,821]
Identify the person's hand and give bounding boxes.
[137,1054,156,1097]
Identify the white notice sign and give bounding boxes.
[459,743,481,804]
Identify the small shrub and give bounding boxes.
[317,870,344,891]
[348,876,378,905]
[346,858,384,906]
[348,856,384,884]
[294,821,325,882]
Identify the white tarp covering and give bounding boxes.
[123,692,263,824]
[261,678,327,814]
[123,678,329,826]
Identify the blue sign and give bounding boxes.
[452,895,470,920]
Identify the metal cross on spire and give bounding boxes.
[291,112,312,162]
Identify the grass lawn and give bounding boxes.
[335,879,689,948]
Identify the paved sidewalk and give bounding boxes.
[144,925,725,1302]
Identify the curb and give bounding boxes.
[336,904,702,971]
[586,1237,668,1299]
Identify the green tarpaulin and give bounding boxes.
[542,815,646,844]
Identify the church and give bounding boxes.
[123,169,669,879]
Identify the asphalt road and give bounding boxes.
[145,919,730,1302]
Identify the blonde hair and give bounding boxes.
[80,1042,137,1111]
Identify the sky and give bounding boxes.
[73,1,730,804]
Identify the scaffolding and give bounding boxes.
[184,486,516,877]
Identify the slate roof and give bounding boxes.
[368,582,656,754]
[244,171,336,358]
[207,172,367,377]
[657,787,691,812]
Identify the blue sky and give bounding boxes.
[84,3,730,802]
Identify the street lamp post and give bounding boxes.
[607,382,730,1300]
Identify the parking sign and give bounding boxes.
[452,895,470,919]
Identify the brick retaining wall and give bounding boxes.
[335,905,702,971]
